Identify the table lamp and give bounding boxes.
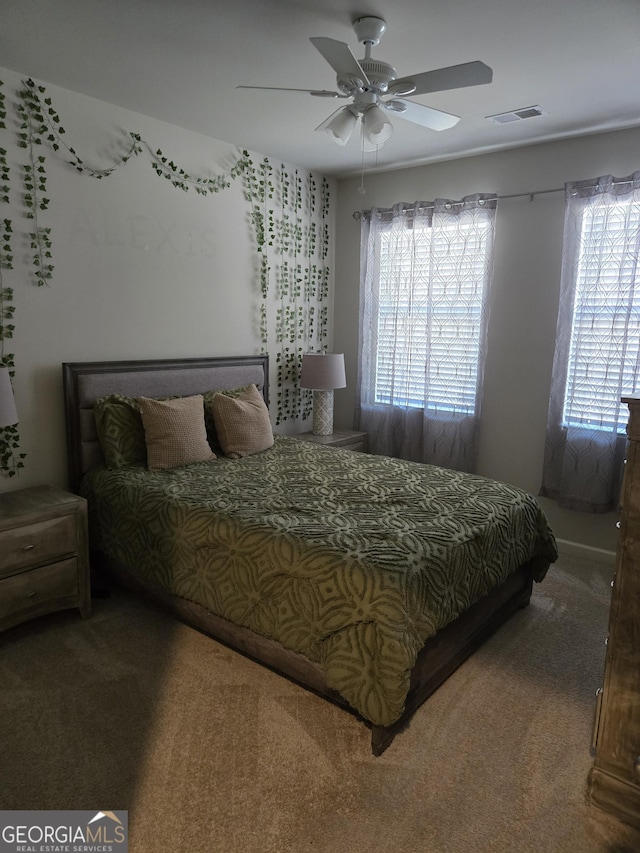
[300,352,346,436]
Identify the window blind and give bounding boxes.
[375,220,490,414]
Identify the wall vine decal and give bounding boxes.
[0,79,25,476]
[243,154,331,426]
[147,142,247,194]
[16,80,55,286]
[0,75,332,475]
[0,77,253,475]
[14,78,249,289]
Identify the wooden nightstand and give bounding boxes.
[294,429,369,453]
[0,485,91,632]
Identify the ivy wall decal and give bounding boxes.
[0,79,25,475]
[0,78,251,475]
[0,76,331,472]
[243,154,331,426]
[15,78,249,290]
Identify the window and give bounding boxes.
[358,197,496,470]
[541,172,640,512]
[374,213,493,415]
[562,198,640,433]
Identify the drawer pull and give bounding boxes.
[22,544,35,551]
[591,687,604,752]
[26,591,37,598]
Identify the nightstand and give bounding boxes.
[0,485,91,631]
[294,429,369,453]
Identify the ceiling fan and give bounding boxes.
[238,16,493,150]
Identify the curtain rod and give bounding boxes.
[352,188,559,218]
[352,177,638,219]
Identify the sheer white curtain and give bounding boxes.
[541,172,640,512]
[356,196,497,471]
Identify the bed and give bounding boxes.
[63,354,558,755]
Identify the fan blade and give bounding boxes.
[237,85,344,98]
[388,99,460,131]
[310,37,369,85]
[392,61,493,97]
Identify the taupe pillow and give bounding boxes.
[138,395,216,470]
[210,384,274,458]
[202,385,249,453]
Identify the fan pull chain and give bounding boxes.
[359,144,366,195]
[358,138,382,195]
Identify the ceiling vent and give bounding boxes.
[486,105,547,124]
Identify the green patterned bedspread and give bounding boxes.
[83,435,557,726]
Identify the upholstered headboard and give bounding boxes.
[62,355,269,493]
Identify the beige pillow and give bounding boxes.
[210,384,274,458]
[138,395,216,470]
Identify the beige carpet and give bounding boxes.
[1,552,639,853]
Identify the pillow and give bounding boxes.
[202,385,248,452]
[94,395,147,468]
[209,383,273,458]
[138,395,216,470]
[94,388,252,467]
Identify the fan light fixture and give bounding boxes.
[238,16,493,154]
[324,107,358,146]
[319,103,393,150]
[362,104,393,146]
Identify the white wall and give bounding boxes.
[0,67,335,493]
[333,126,640,552]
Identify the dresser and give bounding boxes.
[0,485,91,631]
[588,396,640,827]
[293,429,368,453]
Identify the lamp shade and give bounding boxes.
[322,107,357,146]
[0,367,18,427]
[363,104,393,146]
[300,353,346,390]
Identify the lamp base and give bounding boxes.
[312,389,334,436]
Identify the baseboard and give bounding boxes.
[556,538,616,565]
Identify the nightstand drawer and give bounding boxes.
[0,514,77,578]
[293,430,369,452]
[342,439,368,452]
[0,558,79,627]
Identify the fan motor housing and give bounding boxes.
[359,59,397,91]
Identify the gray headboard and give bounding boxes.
[62,355,269,493]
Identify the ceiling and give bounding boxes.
[2,0,640,178]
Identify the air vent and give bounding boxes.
[486,105,547,125]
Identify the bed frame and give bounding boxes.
[62,354,535,755]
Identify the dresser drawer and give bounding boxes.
[0,514,77,578]
[0,558,79,628]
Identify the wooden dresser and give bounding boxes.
[588,396,640,827]
[0,485,91,631]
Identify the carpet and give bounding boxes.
[1,552,639,852]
